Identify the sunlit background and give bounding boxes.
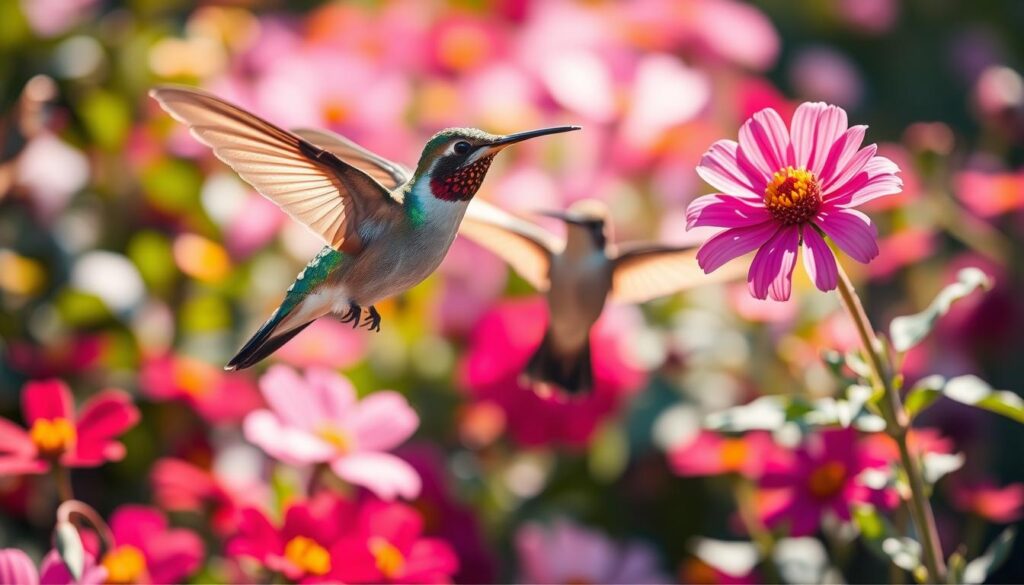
[1,0,1023,582]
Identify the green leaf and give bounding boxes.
[882,536,923,572]
[890,267,992,353]
[964,527,1016,584]
[79,90,132,150]
[905,375,945,419]
[54,521,84,582]
[705,396,788,432]
[922,452,965,484]
[588,422,629,482]
[944,376,1024,424]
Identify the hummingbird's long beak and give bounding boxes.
[488,125,581,148]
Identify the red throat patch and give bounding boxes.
[430,154,495,201]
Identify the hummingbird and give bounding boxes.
[459,198,743,395]
[150,86,579,370]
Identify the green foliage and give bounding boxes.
[963,527,1016,584]
[907,374,1024,423]
[889,268,992,353]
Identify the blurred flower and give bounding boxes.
[273,319,368,370]
[973,66,1024,118]
[331,500,460,584]
[679,555,759,585]
[427,14,506,74]
[687,102,903,300]
[150,458,248,535]
[669,431,778,478]
[98,505,203,585]
[836,0,900,34]
[19,0,96,37]
[952,481,1024,524]
[0,379,138,475]
[515,518,671,584]
[5,334,104,378]
[228,492,356,583]
[954,168,1024,217]
[862,428,954,463]
[759,428,895,536]
[459,298,645,448]
[15,133,89,219]
[0,548,107,585]
[139,354,263,423]
[788,47,864,108]
[244,365,421,500]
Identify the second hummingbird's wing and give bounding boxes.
[149,86,397,255]
[609,244,745,304]
[291,128,412,190]
[460,199,563,291]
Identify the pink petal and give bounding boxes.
[801,226,839,292]
[259,365,319,430]
[818,125,866,188]
[738,108,790,177]
[347,391,419,452]
[22,379,73,424]
[747,225,800,301]
[0,457,48,475]
[823,143,877,196]
[0,419,36,458]
[815,208,879,263]
[401,539,460,583]
[358,500,423,550]
[109,506,166,549]
[227,508,282,561]
[0,548,39,585]
[144,530,204,584]
[328,538,380,583]
[70,390,139,465]
[789,102,849,175]
[243,410,335,465]
[39,550,107,585]
[696,221,779,273]
[695,140,762,199]
[331,452,422,500]
[685,194,770,229]
[828,157,903,207]
[303,367,356,423]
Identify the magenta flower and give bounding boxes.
[0,380,139,475]
[758,428,895,536]
[952,481,1024,524]
[0,548,107,585]
[515,518,671,584]
[244,365,421,500]
[139,353,263,423]
[330,500,459,584]
[686,102,902,300]
[669,431,778,479]
[228,493,357,583]
[150,458,259,535]
[98,506,204,585]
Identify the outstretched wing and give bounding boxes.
[291,128,412,190]
[610,244,745,304]
[460,199,563,291]
[149,85,395,254]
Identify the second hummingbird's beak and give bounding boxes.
[537,210,589,226]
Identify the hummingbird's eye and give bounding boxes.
[453,141,472,155]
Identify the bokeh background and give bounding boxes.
[2,0,1023,582]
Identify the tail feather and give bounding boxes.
[525,333,593,395]
[225,310,313,371]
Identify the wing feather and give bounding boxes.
[292,128,413,190]
[610,244,746,304]
[150,85,395,253]
[460,199,562,291]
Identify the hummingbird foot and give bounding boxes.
[361,305,382,332]
[338,302,363,328]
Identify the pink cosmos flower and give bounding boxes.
[952,481,1024,524]
[459,298,646,448]
[669,431,778,478]
[139,353,263,423]
[96,506,204,585]
[686,102,903,300]
[515,518,671,584]
[228,493,357,583]
[244,365,421,500]
[331,500,460,584]
[150,458,260,535]
[759,428,895,536]
[0,380,138,475]
[0,548,107,585]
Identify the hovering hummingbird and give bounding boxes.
[459,198,743,395]
[150,86,579,370]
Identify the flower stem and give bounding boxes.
[835,265,946,582]
[53,465,74,503]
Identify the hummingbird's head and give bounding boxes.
[417,126,579,202]
[540,199,610,249]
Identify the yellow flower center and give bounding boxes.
[174,359,212,397]
[102,545,147,585]
[763,166,822,224]
[323,100,350,125]
[29,418,76,457]
[369,537,406,579]
[438,25,489,71]
[807,461,847,499]
[283,536,331,577]
[719,439,748,472]
[316,426,351,454]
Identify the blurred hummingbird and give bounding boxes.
[459,198,743,395]
[150,86,579,370]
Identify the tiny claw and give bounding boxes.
[338,302,362,328]
[362,306,382,333]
